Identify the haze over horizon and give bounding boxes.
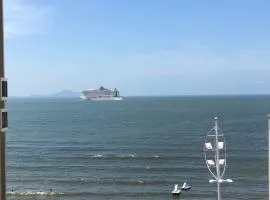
[4,0,270,97]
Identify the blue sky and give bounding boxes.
[4,0,270,96]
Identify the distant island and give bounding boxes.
[30,90,80,98]
[51,90,80,98]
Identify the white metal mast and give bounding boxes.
[204,117,233,200]
[214,118,221,199]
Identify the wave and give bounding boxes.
[57,178,146,185]
[11,153,162,160]
[53,178,177,185]
[145,166,205,172]
[92,153,160,159]
[9,153,205,163]
[93,154,103,158]
[93,153,137,158]
[6,190,166,197]
[7,191,64,196]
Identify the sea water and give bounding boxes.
[6,96,268,200]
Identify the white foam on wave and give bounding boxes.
[7,191,65,196]
[92,153,160,159]
[93,153,137,158]
[129,154,136,158]
[93,154,103,158]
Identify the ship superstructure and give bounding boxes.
[80,86,122,100]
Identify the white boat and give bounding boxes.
[181,180,191,190]
[171,184,181,195]
[80,86,123,101]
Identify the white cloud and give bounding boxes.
[83,42,270,95]
[109,42,270,80]
[255,80,265,84]
[4,0,52,39]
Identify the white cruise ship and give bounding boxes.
[80,86,123,101]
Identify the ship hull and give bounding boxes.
[80,96,123,101]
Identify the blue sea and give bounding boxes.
[6,96,268,200]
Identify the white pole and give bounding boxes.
[268,114,270,200]
[0,1,6,200]
[217,183,220,200]
[214,117,221,200]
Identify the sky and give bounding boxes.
[4,0,270,96]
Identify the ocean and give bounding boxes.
[6,96,268,200]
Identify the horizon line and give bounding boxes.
[7,93,270,98]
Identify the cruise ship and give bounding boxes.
[80,86,123,101]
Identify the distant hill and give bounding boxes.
[50,90,80,98]
[10,90,80,98]
[30,94,46,98]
